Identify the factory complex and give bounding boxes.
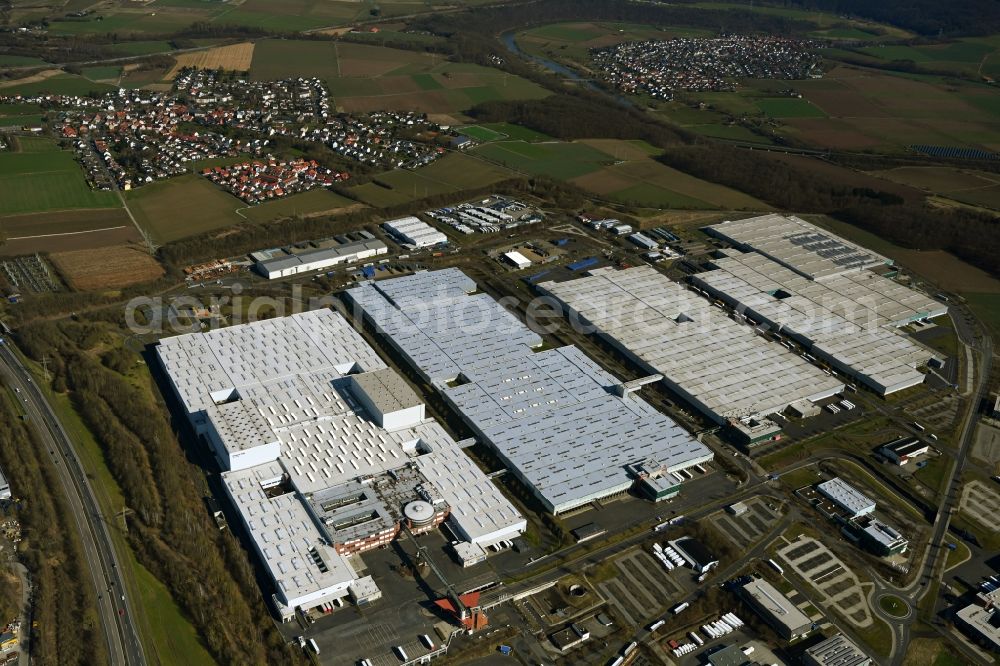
[347,268,714,515]
[539,265,844,429]
[697,215,947,395]
[253,237,387,279]
[156,308,526,621]
[382,215,448,248]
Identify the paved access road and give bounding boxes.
[0,341,145,666]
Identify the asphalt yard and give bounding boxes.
[959,480,1000,529]
[594,548,688,627]
[711,499,781,548]
[777,536,873,627]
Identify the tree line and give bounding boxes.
[13,321,307,666]
[659,145,1000,275]
[0,379,106,666]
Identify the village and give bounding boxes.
[0,69,445,204]
[591,35,822,99]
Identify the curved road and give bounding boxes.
[0,341,145,666]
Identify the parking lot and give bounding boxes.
[711,499,782,548]
[594,548,689,627]
[777,536,873,628]
[959,480,1000,529]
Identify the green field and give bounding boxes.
[126,175,244,242]
[240,188,358,223]
[250,40,549,115]
[756,97,827,118]
[457,125,507,141]
[0,143,120,215]
[0,54,48,66]
[472,140,614,179]
[348,152,515,207]
[479,123,554,142]
[105,40,175,56]
[81,66,123,82]
[0,73,116,97]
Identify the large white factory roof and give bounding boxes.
[817,477,876,518]
[347,269,713,514]
[158,307,525,615]
[693,251,944,394]
[705,214,890,280]
[383,216,447,248]
[538,266,843,423]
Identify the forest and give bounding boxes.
[11,320,308,666]
[0,380,105,666]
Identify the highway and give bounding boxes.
[0,341,146,666]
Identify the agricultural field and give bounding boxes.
[516,21,713,66]
[0,141,121,215]
[166,42,256,79]
[786,66,1000,152]
[755,97,827,118]
[125,175,245,243]
[50,245,164,291]
[472,137,765,210]
[250,40,549,115]
[690,2,913,40]
[0,103,46,129]
[347,152,515,207]
[852,35,1000,79]
[872,166,1000,210]
[239,188,361,223]
[472,140,619,180]
[0,72,116,97]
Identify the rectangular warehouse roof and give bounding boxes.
[803,633,872,666]
[741,578,812,638]
[705,214,890,280]
[346,268,714,514]
[538,266,843,423]
[817,477,876,517]
[157,307,526,616]
[693,251,943,395]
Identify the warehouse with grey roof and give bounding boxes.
[693,215,946,395]
[538,266,843,426]
[347,268,714,515]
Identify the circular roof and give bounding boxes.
[404,500,434,522]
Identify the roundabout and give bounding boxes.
[877,594,912,619]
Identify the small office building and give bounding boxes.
[740,578,812,640]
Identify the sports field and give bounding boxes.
[347,152,515,207]
[0,141,121,215]
[126,175,245,243]
[458,123,554,142]
[250,40,549,114]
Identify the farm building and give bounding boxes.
[817,478,876,519]
[803,633,872,666]
[255,239,387,279]
[382,216,447,248]
[538,266,843,426]
[346,269,714,515]
[879,437,930,466]
[156,308,525,621]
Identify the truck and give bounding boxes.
[672,602,689,614]
[420,634,435,650]
[394,645,408,661]
[308,638,320,655]
[648,619,666,632]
